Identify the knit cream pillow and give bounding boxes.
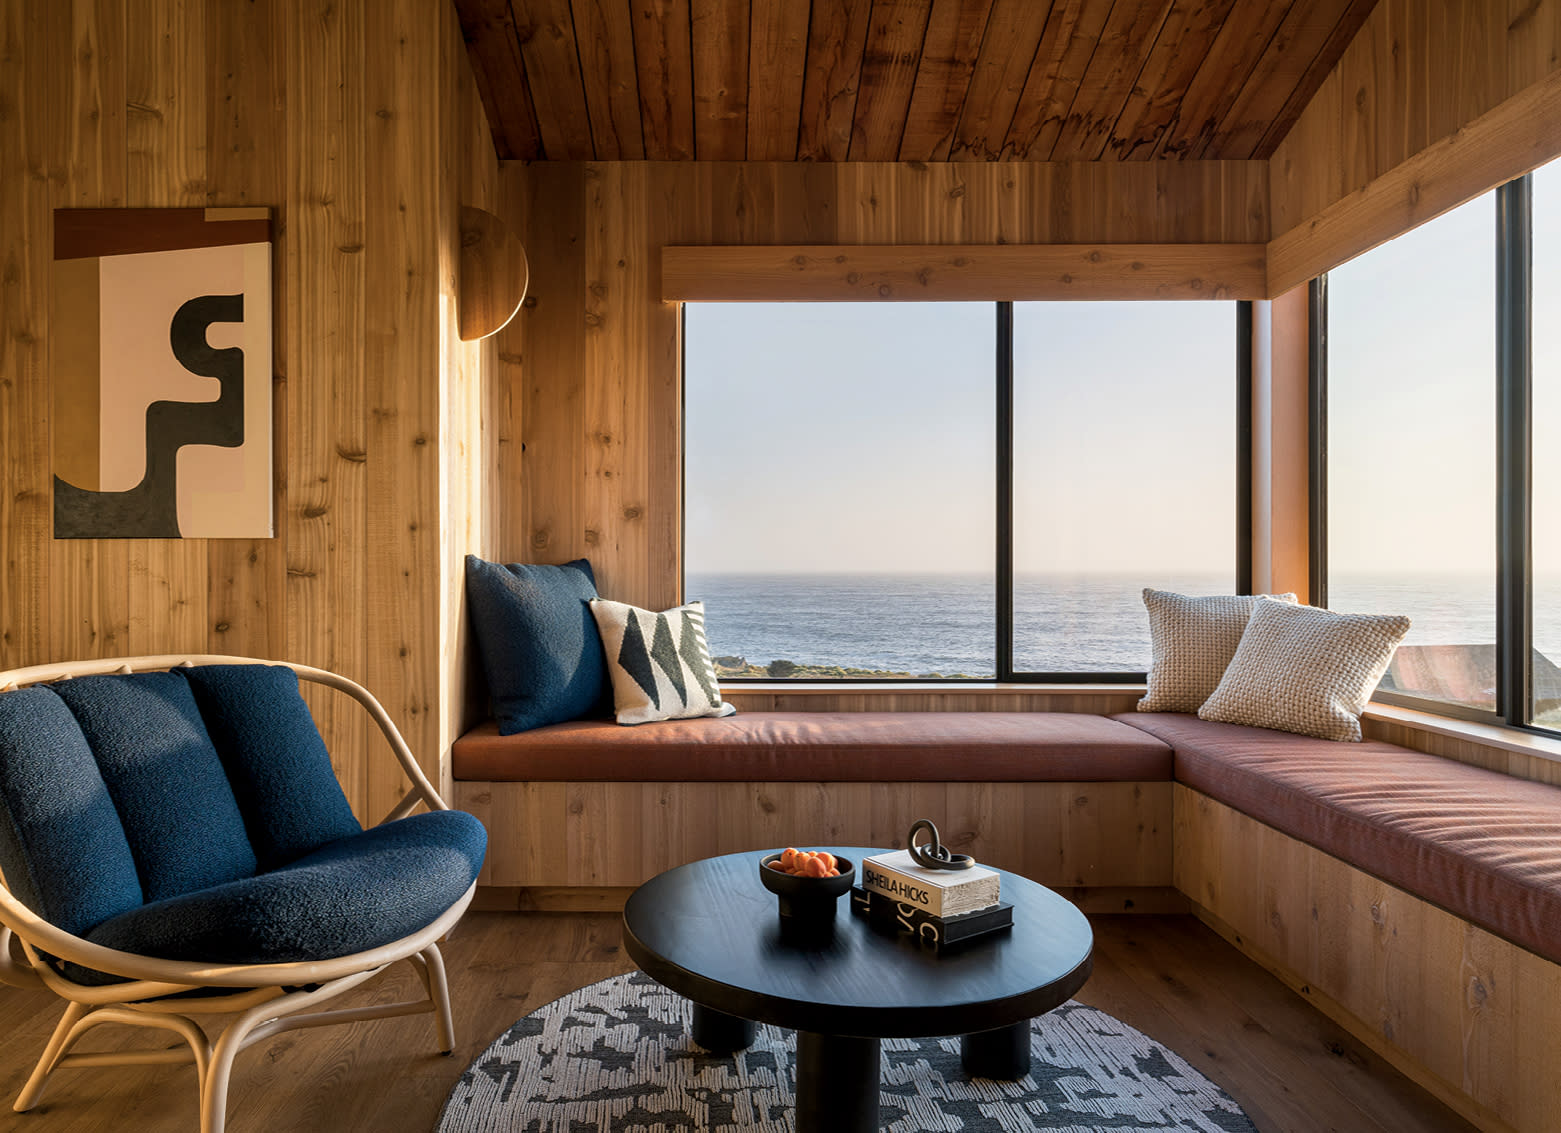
[1198,598,1411,742]
[1138,590,1297,713]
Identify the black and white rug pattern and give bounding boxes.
[438,971,1257,1132]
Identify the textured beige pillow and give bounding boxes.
[1198,598,1411,742]
[1138,590,1297,713]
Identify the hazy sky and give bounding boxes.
[684,302,996,574]
[1328,189,1497,576]
[1331,157,1561,577]
[684,300,1235,576]
[1012,301,1234,575]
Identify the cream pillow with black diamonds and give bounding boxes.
[1198,598,1410,742]
[589,599,736,726]
[1138,589,1297,713]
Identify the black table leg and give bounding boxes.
[961,1020,1031,1079]
[690,1003,756,1053]
[795,1031,879,1133]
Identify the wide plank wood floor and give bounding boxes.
[0,913,1473,1132]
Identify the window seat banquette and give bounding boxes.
[455,707,1561,967]
[1119,713,1561,968]
[452,706,1561,1131]
[451,712,1172,782]
[452,711,1180,897]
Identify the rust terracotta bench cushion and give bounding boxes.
[1118,712,1561,967]
[453,711,1173,783]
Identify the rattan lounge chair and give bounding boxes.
[0,654,486,1133]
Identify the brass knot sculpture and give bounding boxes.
[906,818,975,871]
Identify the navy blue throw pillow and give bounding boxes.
[466,555,609,735]
[0,687,143,936]
[53,673,258,902]
[181,665,362,870]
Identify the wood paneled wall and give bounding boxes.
[0,0,500,819]
[1249,286,1311,601]
[493,159,1271,606]
[1268,0,1561,284]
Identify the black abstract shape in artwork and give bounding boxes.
[617,613,661,709]
[55,292,245,538]
[679,615,719,706]
[650,613,688,708]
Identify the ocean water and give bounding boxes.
[686,571,1561,678]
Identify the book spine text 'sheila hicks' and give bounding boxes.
[860,861,937,913]
[860,850,1000,917]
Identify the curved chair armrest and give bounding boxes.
[0,878,476,996]
[0,653,451,817]
[0,927,44,990]
[285,662,450,819]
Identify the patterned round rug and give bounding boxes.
[438,970,1257,1132]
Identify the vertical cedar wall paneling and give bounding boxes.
[496,159,1272,609]
[0,0,500,820]
[1269,0,1561,236]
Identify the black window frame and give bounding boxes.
[1313,173,1550,731]
[685,299,1255,684]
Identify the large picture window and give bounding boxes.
[684,303,997,680]
[1325,193,1497,712]
[684,300,1247,680]
[1012,302,1237,673]
[1320,154,1561,734]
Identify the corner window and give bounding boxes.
[1325,192,1497,712]
[1320,153,1561,733]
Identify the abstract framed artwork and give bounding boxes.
[51,207,274,539]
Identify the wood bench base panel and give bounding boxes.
[1175,784,1560,1133]
[455,780,1173,889]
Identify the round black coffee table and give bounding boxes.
[621,847,1093,1133]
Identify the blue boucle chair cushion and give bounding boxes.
[0,687,143,936]
[52,673,258,902]
[181,665,361,869]
[466,554,609,735]
[71,810,486,983]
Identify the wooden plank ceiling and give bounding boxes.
[454,0,1378,162]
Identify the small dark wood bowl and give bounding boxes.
[759,853,855,920]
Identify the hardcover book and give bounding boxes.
[860,849,1000,917]
[849,887,1013,950]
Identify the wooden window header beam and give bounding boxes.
[1268,67,1561,297]
[661,244,1269,303]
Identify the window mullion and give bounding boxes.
[1497,177,1534,724]
[997,301,1014,682]
[1309,277,1328,609]
[1237,301,1253,595]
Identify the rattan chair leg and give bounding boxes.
[198,1004,270,1133]
[417,945,456,1053]
[14,1000,86,1111]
